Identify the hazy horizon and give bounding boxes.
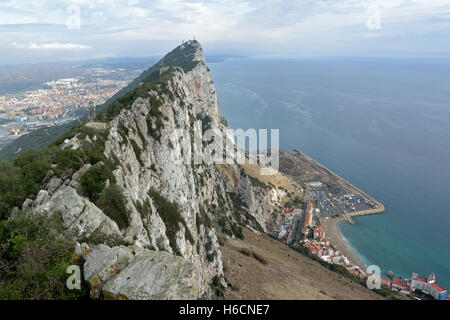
[1,0,450,65]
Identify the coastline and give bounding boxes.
[322,216,367,272]
[299,150,386,220]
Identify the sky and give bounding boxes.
[1,0,450,65]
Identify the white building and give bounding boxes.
[410,273,448,300]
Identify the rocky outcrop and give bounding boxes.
[100,248,197,300]
[34,185,122,239]
[26,40,281,299]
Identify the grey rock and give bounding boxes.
[34,190,50,206]
[83,244,134,298]
[102,250,198,300]
[46,176,62,194]
[22,198,33,211]
[69,163,92,191]
[42,169,54,184]
[34,186,121,239]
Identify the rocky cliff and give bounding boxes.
[22,41,284,299]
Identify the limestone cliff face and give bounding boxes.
[28,41,283,299]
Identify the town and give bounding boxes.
[271,180,448,300]
[0,65,144,150]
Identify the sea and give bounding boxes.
[209,57,450,289]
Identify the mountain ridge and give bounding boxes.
[0,41,387,300]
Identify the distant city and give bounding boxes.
[0,63,147,149]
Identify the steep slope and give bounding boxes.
[1,41,385,300]
[222,228,384,300]
[15,41,283,299]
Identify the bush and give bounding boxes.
[130,139,144,167]
[96,185,129,230]
[148,188,193,255]
[0,148,57,219]
[80,165,109,202]
[52,148,84,176]
[238,247,252,257]
[210,275,225,298]
[251,251,267,265]
[0,211,88,299]
[79,232,127,247]
[238,247,267,265]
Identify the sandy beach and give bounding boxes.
[322,216,367,272]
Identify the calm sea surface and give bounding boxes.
[209,57,450,289]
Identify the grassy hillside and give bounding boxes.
[222,228,392,300]
[0,122,80,161]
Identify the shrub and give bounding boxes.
[0,148,56,219]
[130,139,144,167]
[251,251,267,265]
[80,165,109,202]
[238,247,267,265]
[79,232,127,247]
[210,275,225,298]
[53,147,84,176]
[96,185,129,230]
[0,211,88,299]
[238,247,252,257]
[148,188,193,255]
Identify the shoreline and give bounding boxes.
[322,216,367,272]
[299,150,386,220]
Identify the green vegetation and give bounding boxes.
[284,201,293,208]
[80,165,109,202]
[79,232,127,247]
[117,122,129,143]
[0,118,123,220]
[130,139,144,166]
[96,185,129,230]
[0,210,88,299]
[146,94,165,142]
[160,41,201,73]
[0,121,79,162]
[135,198,153,239]
[210,275,226,298]
[196,207,213,233]
[293,196,303,206]
[281,241,405,300]
[238,247,267,265]
[148,188,193,256]
[0,146,87,220]
[227,192,246,239]
[248,175,270,190]
[96,68,175,124]
[0,41,201,162]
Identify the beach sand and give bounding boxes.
[322,216,367,272]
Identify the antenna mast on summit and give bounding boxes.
[88,101,95,122]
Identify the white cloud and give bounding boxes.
[2,0,450,62]
[11,42,92,50]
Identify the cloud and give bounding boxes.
[11,42,92,50]
[2,0,450,62]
